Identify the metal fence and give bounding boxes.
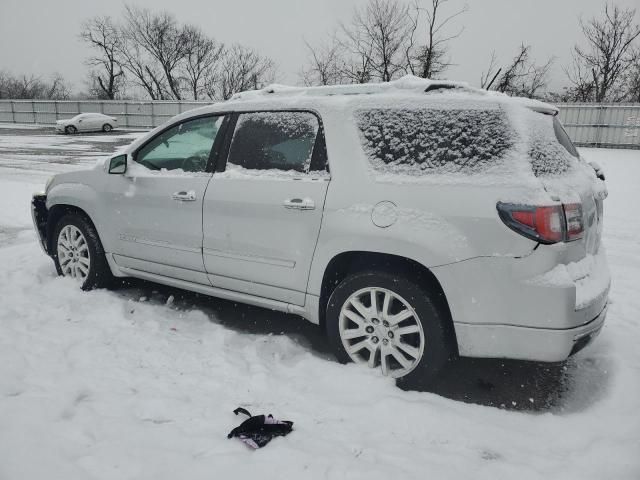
[0,99,639,149]
[0,99,209,129]
[556,103,640,149]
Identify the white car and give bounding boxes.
[33,76,610,389]
[55,113,118,134]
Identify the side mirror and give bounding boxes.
[109,154,127,174]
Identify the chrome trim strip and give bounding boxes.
[118,234,201,254]
[202,247,295,268]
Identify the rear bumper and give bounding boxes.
[31,193,49,254]
[433,244,610,362]
[453,303,607,362]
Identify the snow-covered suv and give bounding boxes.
[32,76,610,389]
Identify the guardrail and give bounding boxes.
[0,99,639,149]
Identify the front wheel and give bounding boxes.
[65,125,77,134]
[102,123,112,132]
[325,271,454,390]
[52,214,114,290]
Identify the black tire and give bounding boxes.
[52,213,115,291]
[325,270,454,390]
[65,125,77,134]
[102,123,112,132]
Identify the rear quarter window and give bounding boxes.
[527,113,578,177]
[355,108,514,176]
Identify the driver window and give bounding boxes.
[135,115,225,172]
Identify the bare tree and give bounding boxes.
[479,51,500,89]
[181,25,225,100]
[567,3,640,102]
[624,47,640,102]
[123,5,187,100]
[117,35,167,100]
[337,26,375,84]
[484,45,554,98]
[344,0,411,82]
[212,44,276,100]
[0,71,71,99]
[46,73,72,100]
[301,37,343,86]
[79,16,124,99]
[406,0,468,79]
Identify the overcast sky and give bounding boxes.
[1,0,638,94]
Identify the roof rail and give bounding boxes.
[230,75,475,101]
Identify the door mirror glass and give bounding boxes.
[109,154,127,174]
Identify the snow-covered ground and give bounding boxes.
[0,125,639,479]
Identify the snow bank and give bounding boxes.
[0,128,639,479]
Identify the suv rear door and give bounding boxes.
[202,110,329,306]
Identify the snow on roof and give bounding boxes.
[228,75,558,116]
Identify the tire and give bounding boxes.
[65,125,77,134]
[102,123,112,132]
[52,213,115,291]
[325,270,454,390]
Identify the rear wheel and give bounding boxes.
[325,271,453,390]
[52,214,114,290]
[65,125,77,134]
[102,123,112,132]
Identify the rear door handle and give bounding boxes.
[283,197,315,210]
[172,190,197,202]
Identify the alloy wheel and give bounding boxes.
[338,287,425,378]
[56,225,91,282]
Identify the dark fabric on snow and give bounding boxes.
[227,407,294,449]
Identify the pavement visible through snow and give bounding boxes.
[0,125,638,479]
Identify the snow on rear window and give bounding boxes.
[526,111,576,177]
[355,108,514,175]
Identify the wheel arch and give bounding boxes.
[318,250,458,355]
[46,204,100,254]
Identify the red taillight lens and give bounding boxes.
[497,202,582,244]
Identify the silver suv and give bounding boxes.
[32,77,610,389]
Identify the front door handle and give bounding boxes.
[172,190,197,202]
[283,197,315,210]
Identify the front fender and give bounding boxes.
[45,182,112,251]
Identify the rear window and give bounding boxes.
[355,108,514,175]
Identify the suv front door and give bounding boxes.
[104,115,227,284]
[202,111,329,305]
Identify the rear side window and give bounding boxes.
[227,111,324,173]
[355,108,514,175]
[528,114,577,177]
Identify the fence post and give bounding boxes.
[151,102,155,128]
[31,100,35,123]
[10,100,15,123]
[124,102,129,128]
[54,100,59,122]
[595,105,606,147]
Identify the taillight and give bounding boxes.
[563,203,584,240]
[497,202,584,244]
